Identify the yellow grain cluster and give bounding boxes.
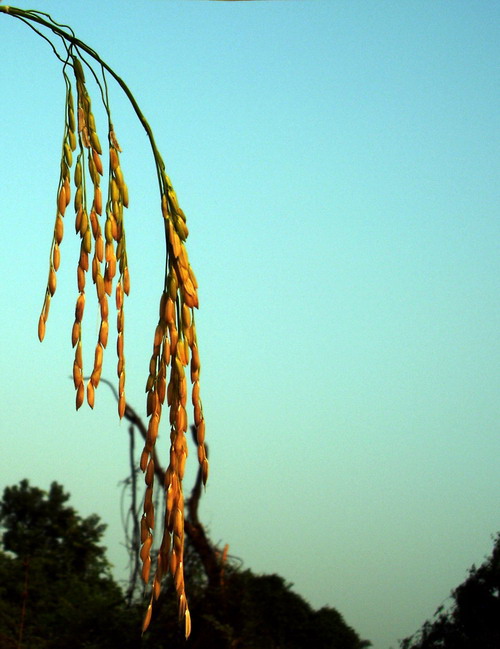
[41,56,130,413]
[107,132,130,418]
[38,85,75,344]
[139,180,207,638]
[71,57,106,410]
[37,53,206,638]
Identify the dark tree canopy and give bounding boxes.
[400,533,500,649]
[0,480,138,649]
[0,479,107,575]
[0,479,370,649]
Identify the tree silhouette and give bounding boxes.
[0,5,207,635]
[400,533,500,649]
[0,478,371,649]
[0,480,137,649]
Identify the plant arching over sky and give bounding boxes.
[0,5,208,637]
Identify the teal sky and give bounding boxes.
[1,2,499,647]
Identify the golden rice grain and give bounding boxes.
[75,293,85,322]
[48,268,57,296]
[72,365,82,389]
[94,342,103,369]
[75,206,83,234]
[191,381,200,406]
[145,458,155,486]
[91,366,102,388]
[202,458,209,485]
[38,314,45,342]
[111,178,120,203]
[169,327,178,355]
[104,276,113,298]
[175,406,187,433]
[114,165,124,189]
[118,393,126,419]
[43,296,51,321]
[176,340,187,366]
[168,221,181,258]
[166,485,174,514]
[153,575,161,601]
[87,380,95,408]
[181,303,191,329]
[194,402,202,427]
[142,602,153,634]
[52,244,60,271]
[54,215,64,244]
[57,185,67,216]
[104,217,113,244]
[169,550,178,577]
[140,449,149,473]
[145,504,155,531]
[100,294,108,320]
[148,414,160,443]
[117,331,124,358]
[76,381,84,410]
[75,341,83,368]
[106,255,116,280]
[104,276,113,295]
[82,229,91,255]
[162,338,171,365]
[117,309,124,334]
[157,374,166,405]
[95,235,104,262]
[79,248,89,271]
[64,175,71,206]
[118,370,125,396]
[146,389,154,417]
[96,274,105,301]
[79,210,89,236]
[115,281,123,310]
[71,321,80,348]
[140,515,149,543]
[196,419,205,446]
[92,147,103,176]
[123,266,130,295]
[140,533,153,563]
[98,320,108,347]
[174,564,184,593]
[68,129,77,151]
[91,257,98,283]
[74,187,83,212]
[75,159,82,187]
[184,609,191,639]
[178,452,187,479]
[94,186,102,215]
[90,130,102,155]
[141,555,151,583]
[77,266,85,293]
[109,147,119,171]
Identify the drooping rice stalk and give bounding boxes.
[1,5,208,637]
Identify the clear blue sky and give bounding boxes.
[1,2,499,648]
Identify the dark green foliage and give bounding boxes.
[0,480,138,649]
[0,480,369,649]
[400,533,500,649]
[142,568,370,649]
[0,479,107,575]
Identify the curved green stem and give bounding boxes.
[1,6,167,194]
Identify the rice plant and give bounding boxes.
[0,5,207,637]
